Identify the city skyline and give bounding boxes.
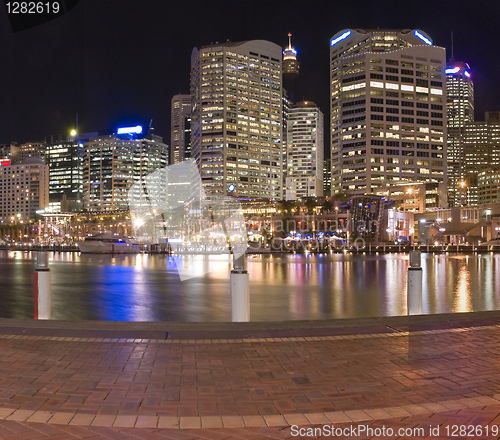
[0,0,499,144]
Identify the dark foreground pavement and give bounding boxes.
[0,312,500,439]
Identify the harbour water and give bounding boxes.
[1,250,500,322]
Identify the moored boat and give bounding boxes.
[76,234,140,254]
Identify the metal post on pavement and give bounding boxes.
[231,253,249,322]
[34,251,51,319]
[407,251,422,315]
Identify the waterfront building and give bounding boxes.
[170,94,192,164]
[0,158,49,222]
[190,40,283,200]
[380,181,447,212]
[285,101,324,200]
[349,194,384,241]
[82,129,168,212]
[329,29,447,204]
[463,111,500,205]
[446,61,474,206]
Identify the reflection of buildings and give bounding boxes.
[170,94,191,164]
[446,62,474,206]
[190,40,283,199]
[0,158,49,222]
[286,101,324,200]
[329,29,447,202]
[83,131,168,212]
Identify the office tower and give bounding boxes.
[171,94,192,164]
[285,101,324,200]
[283,33,300,103]
[190,40,283,200]
[82,128,168,212]
[18,142,46,163]
[446,62,474,206]
[330,29,447,206]
[0,158,49,222]
[462,111,500,205]
[44,134,84,212]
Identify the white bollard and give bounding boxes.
[407,251,422,315]
[230,253,249,322]
[34,251,51,319]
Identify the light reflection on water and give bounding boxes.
[1,250,500,322]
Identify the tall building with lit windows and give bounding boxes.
[44,134,84,212]
[190,40,283,200]
[446,62,474,206]
[462,112,500,206]
[82,129,168,212]
[170,94,191,164]
[285,101,324,200]
[329,29,447,208]
[0,158,49,222]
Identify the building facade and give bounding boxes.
[446,62,474,206]
[329,29,447,205]
[82,131,168,212]
[18,142,46,163]
[0,158,49,222]
[44,134,84,212]
[285,101,324,200]
[190,40,283,200]
[170,94,192,164]
[463,111,500,205]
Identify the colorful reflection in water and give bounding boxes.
[1,250,500,321]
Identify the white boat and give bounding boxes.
[77,234,141,254]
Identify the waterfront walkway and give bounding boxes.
[0,313,500,439]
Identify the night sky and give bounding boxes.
[0,0,499,145]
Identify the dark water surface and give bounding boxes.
[1,250,499,321]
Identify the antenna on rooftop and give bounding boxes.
[450,31,454,61]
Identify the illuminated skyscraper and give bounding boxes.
[170,94,191,164]
[285,101,324,200]
[82,128,168,212]
[191,40,283,199]
[462,112,500,206]
[446,62,474,206]
[45,134,83,212]
[330,29,447,209]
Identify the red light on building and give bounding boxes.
[0,159,11,166]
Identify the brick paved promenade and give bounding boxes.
[0,313,500,439]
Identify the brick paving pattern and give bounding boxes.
[0,325,499,438]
